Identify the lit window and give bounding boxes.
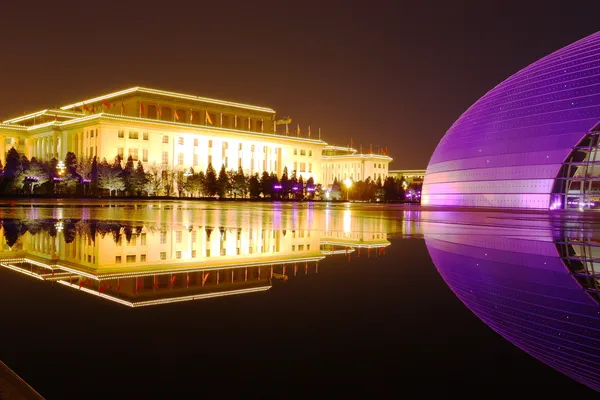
[193,154,198,166]
[162,135,169,144]
[162,151,168,165]
[191,250,196,258]
[178,137,184,145]
[300,162,306,172]
[90,131,94,138]
[300,149,306,156]
[143,149,148,162]
[238,157,242,168]
[126,255,136,263]
[208,155,212,165]
[225,157,228,168]
[141,254,146,262]
[115,256,122,264]
[160,232,167,244]
[238,143,242,150]
[143,132,148,140]
[118,130,124,138]
[118,147,124,158]
[309,150,312,156]
[178,153,184,166]
[294,162,297,171]
[208,140,213,148]
[223,142,228,149]
[129,132,139,139]
[191,231,197,241]
[176,251,182,259]
[141,233,146,245]
[299,245,304,251]
[160,252,167,260]
[194,138,198,146]
[129,148,139,161]
[308,163,312,173]
[176,231,182,243]
[294,149,297,155]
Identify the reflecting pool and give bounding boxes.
[0,201,599,396]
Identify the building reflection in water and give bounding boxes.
[0,206,394,308]
[423,212,600,392]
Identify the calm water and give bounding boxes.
[0,201,599,397]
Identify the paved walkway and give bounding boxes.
[0,360,44,400]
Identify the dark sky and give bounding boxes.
[1,1,599,168]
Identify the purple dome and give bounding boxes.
[423,32,600,209]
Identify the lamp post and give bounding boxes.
[344,178,352,201]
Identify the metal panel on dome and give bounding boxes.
[423,32,600,209]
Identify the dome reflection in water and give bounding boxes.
[423,212,600,392]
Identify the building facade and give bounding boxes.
[0,87,392,189]
[388,169,425,186]
[321,145,392,184]
[422,31,600,210]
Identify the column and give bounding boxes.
[0,136,5,165]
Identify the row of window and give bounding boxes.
[293,149,313,157]
[118,130,149,140]
[117,241,313,265]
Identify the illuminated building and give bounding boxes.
[388,169,425,186]
[0,206,391,307]
[0,87,392,188]
[321,145,392,185]
[422,32,600,209]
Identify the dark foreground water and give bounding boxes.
[0,201,598,397]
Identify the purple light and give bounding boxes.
[53,177,62,181]
[292,186,298,191]
[273,184,282,190]
[307,187,315,192]
[82,179,91,183]
[422,32,600,210]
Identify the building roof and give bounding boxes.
[60,86,276,114]
[3,109,84,124]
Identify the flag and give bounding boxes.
[157,105,162,118]
[121,102,126,114]
[297,124,300,137]
[91,104,96,113]
[136,278,143,291]
[99,284,110,293]
[202,272,210,285]
[186,274,190,286]
[174,109,179,121]
[308,126,311,138]
[117,279,121,293]
[170,275,176,285]
[153,276,159,289]
[140,103,146,116]
[190,111,193,123]
[102,100,111,109]
[205,111,213,125]
[83,103,90,113]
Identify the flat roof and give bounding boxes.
[60,86,276,114]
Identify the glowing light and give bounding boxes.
[60,86,276,114]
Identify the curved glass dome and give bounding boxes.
[423,32,600,209]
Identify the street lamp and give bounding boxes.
[57,161,66,177]
[344,178,352,201]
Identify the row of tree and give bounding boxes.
[0,148,420,201]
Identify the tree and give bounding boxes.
[146,163,163,196]
[23,162,49,194]
[184,169,204,197]
[176,169,186,197]
[306,177,315,199]
[329,178,342,200]
[270,173,280,199]
[204,163,217,197]
[4,148,23,192]
[249,173,260,198]
[260,171,271,198]
[65,152,78,177]
[161,165,176,196]
[217,165,229,198]
[231,167,247,198]
[383,176,398,201]
[90,156,99,195]
[131,161,148,195]
[76,156,93,195]
[280,167,289,198]
[297,176,304,199]
[98,162,125,196]
[122,155,136,195]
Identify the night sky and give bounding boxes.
[1,1,599,168]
